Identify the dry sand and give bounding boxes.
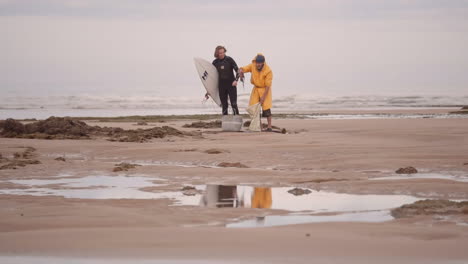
[0,110,467,263]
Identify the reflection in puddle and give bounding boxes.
[227,211,393,228]
[44,153,86,159]
[200,185,427,227]
[200,185,422,212]
[370,173,468,183]
[128,160,219,169]
[8,175,165,188]
[1,175,172,200]
[0,175,204,204]
[1,179,455,226]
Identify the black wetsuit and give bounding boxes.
[212,56,240,115]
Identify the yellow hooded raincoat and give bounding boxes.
[240,54,273,111]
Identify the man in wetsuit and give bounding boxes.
[212,46,240,115]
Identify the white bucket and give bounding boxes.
[221,115,243,132]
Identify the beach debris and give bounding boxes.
[243,121,280,130]
[0,117,194,142]
[9,147,36,160]
[0,147,40,170]
[464,162,468,166]
[243,121,286,133]
[0,117,95,139]
[395,166,418,174]
[0,118,26,136]
[55,157,66,162]
[204,148,230,154]
[15,147,36,159]
[288,188,312,196]
[181,186,200,196]
[23,147,36,158]
[217,162,249,168]
[136,121,148,126]
[391,199,468,218]
[183,120,222,129]
[449,106,468,114]
[113,162,141,172]
[174,148,198,152]
[113,167,125,172]
[0,159,41,170]
[23,117,91,137]
[289,129,308,134]
[107,126,189,142]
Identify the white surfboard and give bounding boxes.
[194,57,221,107]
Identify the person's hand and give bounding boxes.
[204,93,210,100]
[232,80,238,87]
[238,69,244,78]
[260,97,265,105]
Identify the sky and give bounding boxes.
[1,0,468,97]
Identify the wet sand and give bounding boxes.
[0,110,467,263]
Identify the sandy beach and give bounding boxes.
[0,109,467,263]
[3,0,468,262]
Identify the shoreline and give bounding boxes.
[1,107,466,122]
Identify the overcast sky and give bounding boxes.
[1,0,468,97]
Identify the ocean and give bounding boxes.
[1,93,467,120]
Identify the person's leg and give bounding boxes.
[219,83,229,115]
[258,88,273,130]
[262,109,272,130]
[228,85,239,115]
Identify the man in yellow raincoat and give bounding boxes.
[239,53,274,131]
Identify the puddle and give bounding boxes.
[370,172,468,183]
[0,175,202,201]
[197,184,428,227]
[44,153,86,159]
[1,179,462,227]
[226,211,393,228]
[7,175,167,188]
[199,185,422,212]
[0,181,423,209]
[121,160,221,169]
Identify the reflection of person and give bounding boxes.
[251,187,272,209]
[212,46,240,115]
[239,53,273,131]
[200,185,238,208]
